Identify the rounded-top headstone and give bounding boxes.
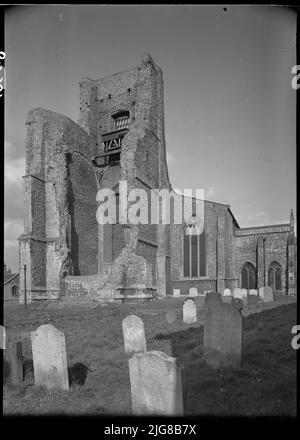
[241,289,248,298]
[183,299,197,324]
[249,289,258,296]
[31,324,69,391]
[223,288,232,297]
[122,315,147,355]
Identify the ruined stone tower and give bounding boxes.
[18,54,171,302]
[18,54,296,302]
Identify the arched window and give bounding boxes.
[241,262,256,289]
[183,215,206,277]
[268,262,282,291]
[11,285,18,296]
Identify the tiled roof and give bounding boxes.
[4,273,19,285]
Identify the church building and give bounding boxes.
[18,54,297,302]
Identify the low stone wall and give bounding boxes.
[64,275,103,300]
[171,280,217,296]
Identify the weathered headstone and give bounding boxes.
[259,286,273,303]
[189,287,198,297]
[122,315,147,355]
[233,288,243,299]
[173,289,180,297]
[223,288,232,296]
[5,341,23,385]
[249,289,258,296]
[129,350,184,415]
[166,309,177,324]
[31,324,69,390]
[183,298,197,324]
[241,288,248,298]
[0,325,5,349]
[204,292,243,369]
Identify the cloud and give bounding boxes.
[166,151,175,165]
[4,140,25,222]
[4,140,25,270]
[205,186,216,199]
[240,210,270,227]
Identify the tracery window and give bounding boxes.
[268,261,282,291]
[183,215,206,278]
[241,262,256,289]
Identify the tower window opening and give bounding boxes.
[112,110,130,131]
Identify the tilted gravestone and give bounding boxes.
[129,350,184,415]
[5,341,23,385]
[189,287,198,297]
[122,315,147,355]
[204,292,243,369]
[223,288,232,296]
[166,309,177,324]
[173,289,180,297]
[31,324,69,390]
[259,286,273,303]
[183,298,197,324]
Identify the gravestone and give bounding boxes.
[122,315,147,355]
[31,324,69,390]
[223,288,232,296]
[0,325,5,349]
[166,309,177,324]
[183,298,197,324]
[204,292,243,369]
[5,341,23,385]
[129,350,184,415]
[259,286,273,303]
[241,289,248,298]
[249,289,258,296]
[189,287,198,297]
[173,289,180,297]
[233,288,243,299]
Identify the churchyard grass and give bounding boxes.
[3,296,297,416]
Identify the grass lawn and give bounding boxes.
[3,296,297,416]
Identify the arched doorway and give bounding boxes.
[241,262,257,289]
[268,262,282,291]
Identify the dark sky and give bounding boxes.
[4,5,296,272]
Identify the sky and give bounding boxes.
[4,5,297,272]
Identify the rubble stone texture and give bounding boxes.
[31,324,69,390]
[18,54,296,301]
[129,350,184,415]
